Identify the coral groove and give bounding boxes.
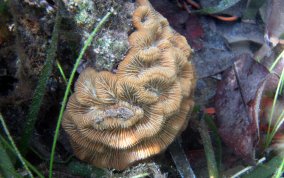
[62,0,196,170]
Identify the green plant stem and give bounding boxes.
[203,115,222,172]
[242,156,283,178]
[56,59,68,85]
[273,156,284,178]
[271,110,284,140]
[56,59,72,95]
[269,49,284,72]
[266,97,284,145]
[169,139,196,178]
[265,69,284,147]
[0,137,17,178]
[19,7,61,154]
[0,114,34,178]
[0,136,44,178]
[48,10,113,178]
[198,119,219,178]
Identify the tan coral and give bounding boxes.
[62,0,196,170]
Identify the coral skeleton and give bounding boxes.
[62,0,196,170]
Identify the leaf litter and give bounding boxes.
[153,0,284,176]
[215,54,274,162]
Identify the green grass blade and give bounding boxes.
[168,139,196,178]
[265,69,284,148]
[0,113,34,178]
[273,156,284,178]
[280,68,284,94]
[19,8,62,154]
[241,156,283,178]
[56,59,68,85]
[56,59,72,95]
[203,115,222,172]
[24,159,44,178]
[198,119,219,178]
[270,110,284,140]
[48,10,113,178]
[269,49,284,72]
[0,138,17,178]
[0,136,44,178]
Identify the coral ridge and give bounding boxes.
[62,0,195,170]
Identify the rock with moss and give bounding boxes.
[63,0,135,72]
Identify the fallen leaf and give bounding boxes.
[196,0,242,15]
[256,45,284,75]
[242,0,266,22]
[192,26,237,78]
[152,1,256,79]
[265,0,284,46]
[216,22,264,45]
[215,54,271,162]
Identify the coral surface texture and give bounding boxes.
[62,0,196,170]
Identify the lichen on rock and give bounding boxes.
[63,0,135,71]
[93,30,129,71]
[62,0,196,170]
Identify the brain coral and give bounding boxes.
[62,0,196,170]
